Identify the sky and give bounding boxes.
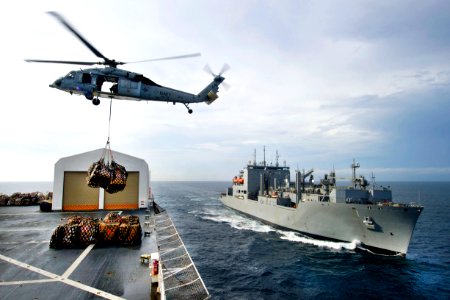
[0,0,449,182]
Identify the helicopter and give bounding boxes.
[25,11,228,114]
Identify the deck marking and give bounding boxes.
[0,253,63,279]
[0,250,125,300]
[62,244,95,278]
[0,279,57,286]
[62,277,126,300]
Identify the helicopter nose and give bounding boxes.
[50,78,62,88]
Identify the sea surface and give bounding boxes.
[152,181,450,300]
[1,181,449,299]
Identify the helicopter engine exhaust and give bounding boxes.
[206,91,219,105]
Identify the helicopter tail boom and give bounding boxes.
[197,75,225,104]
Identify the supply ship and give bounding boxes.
[220,152,423,256]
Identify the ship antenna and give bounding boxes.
[351,159,360,188]
[263,145,266,167]
[276,150,279,167]
[253,149,256,165]
[371,172,377,188]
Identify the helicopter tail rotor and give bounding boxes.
[219,63,230,76]
[204,63,230,76]
[197,63,230,105]
[204,64,230,90]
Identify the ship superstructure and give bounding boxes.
[220,152,423,256]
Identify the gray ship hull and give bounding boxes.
[220,195,422,255]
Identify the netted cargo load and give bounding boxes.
[50,214,142,248]
[98,222,119,244]
[49,225,65,249]
[129,215,140,225]
[119,215,140,226]
[117,223,142,246]
[126,224,142,246]
[86,159,111,189]
[106,161,128,194]
[117,223,130,244]
[86,141,128,193]
[62,224,80,248]
[104,211,121,223]
[50,215,98,249]
[66,215,83,225]
[79,219,99,246]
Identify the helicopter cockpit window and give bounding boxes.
[133,74,161,87]
[66,71,76,79]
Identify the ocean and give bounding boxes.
[1,181,449,299]
[151,181,450,300]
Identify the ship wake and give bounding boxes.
[194,207,360,252]
[278,231,360,251]
[193,208,274,233]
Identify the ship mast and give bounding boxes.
[371,172,377,189]
[275,150,279,167]
[351,159,360,188]
[263,145,266,167]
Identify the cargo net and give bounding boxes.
[50,212,142,249]
[86,141,128,194]
[155,211,210,300]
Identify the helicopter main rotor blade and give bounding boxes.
[126,53,201,64]
[47,11,108,61]
[25,59,98,66]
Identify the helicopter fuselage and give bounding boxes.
[27,12,227,113]
[50,67,223,112]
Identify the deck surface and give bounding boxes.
[0,206,157,300]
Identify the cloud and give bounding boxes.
[0,0,449,182]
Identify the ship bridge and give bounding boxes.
[244,163,290,200]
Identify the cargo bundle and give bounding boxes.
[106,161,127,193]
[50,216,98,249]
[86,141,128,193]
[87,159,111,189]
[49,213,142,249]
[99,212,142,246]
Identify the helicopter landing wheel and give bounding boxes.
[92,98,100,105]
[184,103,193,114]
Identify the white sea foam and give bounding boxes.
[199,207,360,251]
[277,230,360,251]
[186,196,204,202]
[195,207,274,233]
[201,212,275,233]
